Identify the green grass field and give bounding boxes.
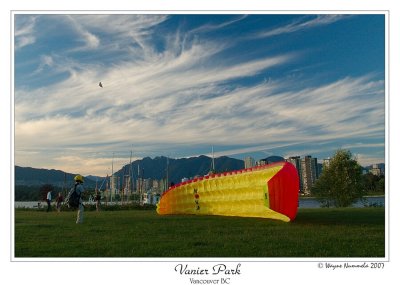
[14,208,385,258]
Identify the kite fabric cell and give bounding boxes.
[156,161,300,222]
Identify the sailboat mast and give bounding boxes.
[166,156,169,191]
[111,153,114,203]
[212,146,215,172]
[138,164,141,204]
[129,150,133,195]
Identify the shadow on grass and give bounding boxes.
[294,208,385,226]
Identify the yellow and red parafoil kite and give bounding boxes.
[156,161,299,222]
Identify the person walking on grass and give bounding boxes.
[46,190,52,212]
[95,189,101,212]
[56,192,64,212]
[73,175,85,224]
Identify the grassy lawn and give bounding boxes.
[14,207,385,258]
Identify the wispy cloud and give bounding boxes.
[66,14,170,56]
[14,15,37,49]
[188,15,248,35]
[66,15,100,50]
[32,55,54,74]
[257,15,349,38]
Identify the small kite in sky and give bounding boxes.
[99,82,103,88]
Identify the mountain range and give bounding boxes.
[15,155,245,188]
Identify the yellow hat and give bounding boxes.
[74,174,84,183]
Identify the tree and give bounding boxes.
[15,185,41,201]
[363,173,379,194]
[39,184,55,201]
[377,176,385,193]
[312,149,365,207]
[362,173,385,195]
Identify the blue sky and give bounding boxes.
[14,14,386,176]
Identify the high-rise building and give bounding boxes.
[301,155,318,195]
[244,156,256,169]
[370,164,384,176]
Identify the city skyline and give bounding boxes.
[14,13,386,176]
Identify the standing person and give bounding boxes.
[94,189,101,212]
[56,192,64,212]
[46,190,52,212]
[73,175,85,224]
